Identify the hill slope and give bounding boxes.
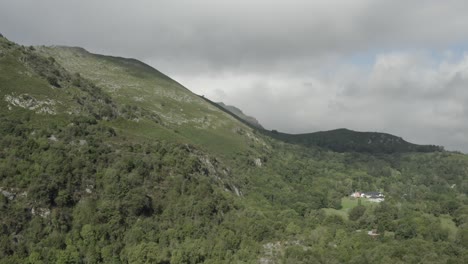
[264,128,443,153]
[208,101,441,153]
[216,102,264,129]
[35,45,267,159]
[1,35,468,263]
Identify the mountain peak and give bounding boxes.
[216,102,264,129]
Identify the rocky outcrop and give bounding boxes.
[5,93,57,114]
[0,187,27,200]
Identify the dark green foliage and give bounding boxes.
[119,104,161,124]
[349,205,366,221]
[0,113,258,262]
[263,128,443,153]
[395,221,418,239]
[46,76,60,87]
[24,53,62,82]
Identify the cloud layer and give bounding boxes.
[178,52,468,151]
[1,0,468,151]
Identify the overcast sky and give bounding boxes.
[2,0,468,152]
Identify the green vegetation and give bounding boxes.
[1,34,468,263]
[216,102,264,129]
[341,197,374,211]
[264,128,444,153]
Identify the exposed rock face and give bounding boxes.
[31,208,51,218]
[0,187,27,200]
[5,94,57,114]
[254,158,262,167]
[85,185,94,194]
[0,187,15,200]
[260,242,282,264]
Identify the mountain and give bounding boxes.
[264,128,443,153]
[1,34,468,263]
[209,101,441,154]
[216,102,264,129]
[34,45,263,159]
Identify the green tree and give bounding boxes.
[349,205,366,221]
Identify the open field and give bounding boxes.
[340,197,376,212]
[440,214,458,241]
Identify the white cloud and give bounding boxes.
[177,51,468,152]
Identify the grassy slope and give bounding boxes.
[0,41,69,114]
[37,46,264,159]
[0,37,93,129]
[35,46,440,156]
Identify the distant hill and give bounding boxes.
[208,99,442,154]
[216,102,264,129]
[263,128,443,153]
[209,100,443,154]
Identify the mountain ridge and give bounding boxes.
[27,39,446,154]
[264,127,443,153]
[207,96,443,153]
[216,102,264,129]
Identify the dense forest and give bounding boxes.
[1,34,468,263]
[263,129,443,154]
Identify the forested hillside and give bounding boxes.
[264,128,443,154]
[1,35,468,263]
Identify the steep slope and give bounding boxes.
[0,37,122,123]
[1,35,468,263]
[36,46,267,159]
[0,35,263,262]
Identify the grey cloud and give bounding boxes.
[205,52,468,152]
[2,0,468,151]
[3,0,468,72]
